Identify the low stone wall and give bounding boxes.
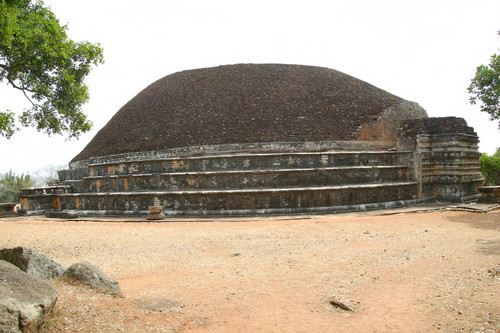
[19,186,73,212]
[20,185,73,196]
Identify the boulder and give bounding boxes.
[0,260,58,333]
[62,261,122,296]
[0,247,66,281]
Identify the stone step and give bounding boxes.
[57,181,418,215]
[86,151,409,178]
[82,165,411,192]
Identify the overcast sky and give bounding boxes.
[1,0,499,174]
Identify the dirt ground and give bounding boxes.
[1,208,499,332]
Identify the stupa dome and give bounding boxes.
[72,64,427,162]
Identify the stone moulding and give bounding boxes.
[66,140,394,169]
[48,198,424,217]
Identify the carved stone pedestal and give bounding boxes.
[147,206,165,220]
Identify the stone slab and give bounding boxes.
[45,211,79,219]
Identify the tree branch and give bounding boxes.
[0,63,37,106]
[0,62,27,75]
[21,88,36,107]
[1,62,28,84]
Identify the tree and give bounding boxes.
[0,0,104,139]
[479,148,500,186]
[468,31,500,129]
[0,170,36,202]
[32,163,63,185]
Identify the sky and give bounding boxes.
[1,0,499,175]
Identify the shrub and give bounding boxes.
[0,170,36,203]
[479,148,500,186]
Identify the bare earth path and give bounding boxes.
[1,210,499,332]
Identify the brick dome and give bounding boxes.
[72,64,427,162]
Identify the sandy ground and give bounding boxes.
[0,208,499,333]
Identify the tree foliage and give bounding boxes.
[479,148,500,186]
[0,170,35,202]
[0,0,103,139]
[468,31,500,129]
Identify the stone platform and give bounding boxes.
[22,149,418,215]
[19,117,484,216]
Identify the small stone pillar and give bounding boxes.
[147,206,165,220]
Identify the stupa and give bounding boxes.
[20,64,483,216]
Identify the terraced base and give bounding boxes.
[83,165,410,192]
[20,148,422,215]
[56,181,418,216]
[20,118,484,217]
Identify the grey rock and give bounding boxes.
[62,261,122,296]
[0,260,58,333]
[0,247,66,281]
